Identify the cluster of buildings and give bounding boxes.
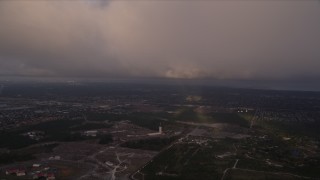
[5,168,26,176]
[4,163,56,180]
[32,172,55,180]
[83,130,98,137]
[255,110,318,123]
[23,131,45,141]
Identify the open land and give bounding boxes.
[0,82,319,180]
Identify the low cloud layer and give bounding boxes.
[0,1,320,80]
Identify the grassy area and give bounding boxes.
[0,133,37,149]
[45,161,92,180]
[98,134,113,144]
[238,113,254,125]
[121,136,177,151]
[0,160,92,180]
[23,143,59,154]
[0,119,96,149]
[0,175,29,180]
[210,113,249,127]
[258,120,320,139]
[236,158,279,172]
[142,143,201,179]
[86,112,173,131]
[128,112,173,131]
[0,143,58,164]
[25,119,93,142]
[0,151,35,164]
[173,107,249,127]
[85,112,123,122]
[71,122,113,130]
[141,140,236,180]
[29,119,83,133]
[225,168,307,180]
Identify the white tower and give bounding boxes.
[159,123,163,134]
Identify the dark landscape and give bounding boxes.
[0,81,319,180]
[1,0,320,179]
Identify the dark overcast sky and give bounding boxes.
[0,0,320,82]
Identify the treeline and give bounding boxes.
[0,133,37,149]
[0,152,35,164]
[0,119,113,149]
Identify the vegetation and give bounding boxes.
[225,168,307,180]
[85,112,123,122]
[129,112,171,131]
[0,119,99,149]
[71,123,113,130]
[141,140,236,180]
[26,143,59,154]
[98,134,113,144]
[121,136,177,151]
[55,132,87,142]
[0,152,35,164]
[173,107,200,121]
[173,107,249,127]
[210,113,249,127]
[29,119,83,133]
[0,133,36,149]
[260,120,320,138]
[25,119,90,142]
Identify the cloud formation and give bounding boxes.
[0,0,320,80]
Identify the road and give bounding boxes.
[250,108,259,128]
[130,129,191,180]
[233,159,239,169]
[220,158,239,180]
[221,142,239,180]
[130,142,176,180]
[78,144,132,180]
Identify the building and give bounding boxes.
[47,173,56,180]
[148,123,163,136]
[159,123,163,134]
[84,130,98,137]
[5,168,26,176]
[33,164,41,168]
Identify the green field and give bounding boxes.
[173,107,249,127]
[71,122,113,130]
[140,140,237,180]
[224,168,308,180]
[121,136,177,151]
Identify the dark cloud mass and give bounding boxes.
[0,1,320,80]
